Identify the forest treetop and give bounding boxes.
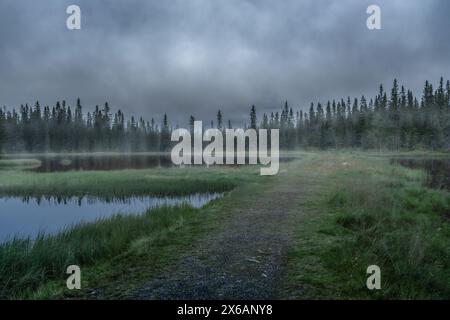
[0,77,449,153]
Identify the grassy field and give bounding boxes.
[0,165,250,198]
[282,152,450,299]
[1,152,449,299]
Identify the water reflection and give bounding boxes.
[0,193,222,242]
[30,154,173,172]
[0,153,298,173]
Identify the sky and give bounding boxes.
[0,0,449,125]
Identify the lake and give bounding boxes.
[1,154,173,172]
[0,153,295,172]
[0,153,295,242]
[391,158,450,190]
[0,193,222,243]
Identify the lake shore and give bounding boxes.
[0,151,449,299]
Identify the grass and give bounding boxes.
[1,151,450,299]
[283,153,450,299]
[0,166,254,199]
[0,159,41,170]
[0,162,262,299]
[0,176,268,299]
[0,204,202,299]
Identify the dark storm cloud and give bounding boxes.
[0,0,449,125]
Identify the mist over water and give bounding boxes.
[0,154,173,172]
[0,153,296,172]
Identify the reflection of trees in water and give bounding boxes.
[29,154,296,173]
[31,155,173,173]
[14,193,223,208]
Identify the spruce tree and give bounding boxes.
[217,110,223,129]
[250,105,257,129]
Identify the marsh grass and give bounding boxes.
[0,204,201,299]
[323,157,450,299]
[0,164,260,299]
[0,159,41,170]
[0,166,244,198]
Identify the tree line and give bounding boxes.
[0,99,171,153]
[289,77,450,151]
[0,78,449,153]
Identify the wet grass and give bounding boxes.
[0,163,261,299]
[0,178,264,299]
[284,153,450,299]
[0,204,202,299]
[0,166,252,198]
[0,159,41,170]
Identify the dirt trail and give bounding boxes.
[130,169,306,300]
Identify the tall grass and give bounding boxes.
[283,154,450,299]
[0,204,198,299]
[0,159,41,170]
[325,160,450,299]
[0,164,256,298]
[0,167,238,198]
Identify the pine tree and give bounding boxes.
[250,105,257,129]
[217,110,223,129]
[189,115,195,133]
[0,107,5,152]
[160,114,171,151]
[261,113,269,129]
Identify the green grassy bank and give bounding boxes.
[0,163,261,299]
[283,153,450,299]
[0,166,244,198]
[0,205,199,298]
[0,159,41,170]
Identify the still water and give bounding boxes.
[0,193,222,243]
[26,154,172,172]
[0,153,296,173]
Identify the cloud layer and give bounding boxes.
[0,0,449,125]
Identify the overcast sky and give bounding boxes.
[0,0,449,125]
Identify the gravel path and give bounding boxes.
[130,173,303,300]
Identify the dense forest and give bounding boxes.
[0,78,449,153]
